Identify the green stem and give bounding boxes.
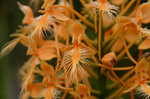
[98,11,103,61]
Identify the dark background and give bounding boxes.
[0,0,27,99]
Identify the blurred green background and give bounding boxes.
[0,0,27,99]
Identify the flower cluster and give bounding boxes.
[1,0,150,99]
